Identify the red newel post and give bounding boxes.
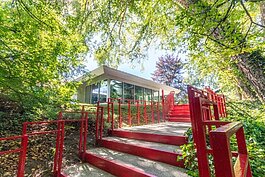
[17,135,28,177]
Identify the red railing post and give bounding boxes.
[95,106,99,143]
[223,95,227,117]
[151,101,154,124]
[17,135,28,177]
[57,111,63,120]
[128,100,131,126]
[156,101,160,123]
[107,98,110,123]
[144,100,147,124]
[111,103,114,130]
[82,112,88,157]
[53,122,61,176]
[137,101,140,125]
[118,99,122,128]
[79,113,84,155]
[162,90,165,121]
[193,97,211,177]
[57,121,65,177]
[100,107,104,140]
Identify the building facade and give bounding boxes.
[76,65,179,104]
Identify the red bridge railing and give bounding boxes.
[188,85,252,177]
[0,110,92,177]
[105,98,163,129]
[0,135,28,177]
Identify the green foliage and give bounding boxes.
[178,128,199,177]
[0,1,88,117]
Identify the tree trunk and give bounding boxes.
[234,52,265,103]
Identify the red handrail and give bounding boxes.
[188,85,252,177]
[210,122,252,177]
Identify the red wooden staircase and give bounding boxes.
[166,104,191,122]
[81,122,190,177]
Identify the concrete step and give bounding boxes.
[103,137,182,153]
[63,163,114,177]
[119,122,190,137]
[110,129,187,146]
[85,148,188,177]
[99,137,183,167]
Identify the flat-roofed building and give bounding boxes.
[76,65,179,104]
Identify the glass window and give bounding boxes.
[153,90,159,102]
[144,88,152,101]
[85,86,91,103]
[135,86,144,101]
[99,80,108,102]
[110,80,123,99]
[91,83,99,104]
[124,83,134,101]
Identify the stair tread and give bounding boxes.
[120,122,191,136]
[63,163,114,177]
[103,136,181,154]
[87,148,188,177]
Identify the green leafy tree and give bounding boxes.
[0,0,87,116]
[152,54,187,101]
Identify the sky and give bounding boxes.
[85,47,185,80]
[83,47,185,80]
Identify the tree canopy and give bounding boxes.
[1,0,264,116]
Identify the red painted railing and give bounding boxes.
[0,111,90,177]
[188,85,252,177]
[105,98,163,129]
[0,135,28,177]
[163,91,175,119]
[210,122,252,177]
[205,87,227,117]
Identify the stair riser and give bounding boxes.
[110,130,187,146]
[99,139,184,167]
[169,110,190,113]
[167,114,190,118]
[84,152,155,177]
[167,119,191,123]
